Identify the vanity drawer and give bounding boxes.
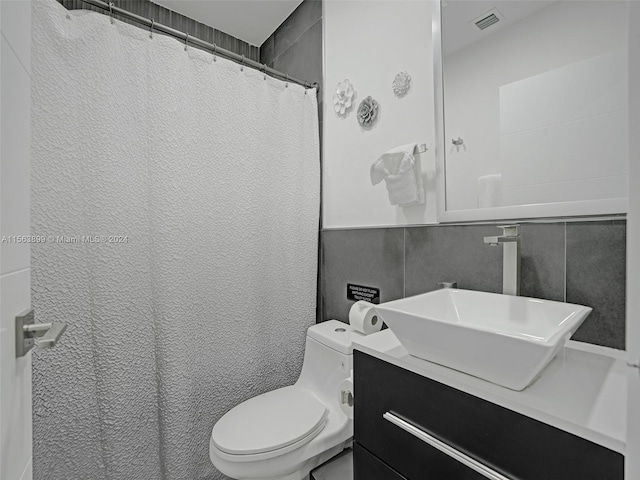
[354,351,623,480]
[354,443,407,480]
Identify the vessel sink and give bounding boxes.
[375,289,592,390]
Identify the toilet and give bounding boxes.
[209,320,362,480]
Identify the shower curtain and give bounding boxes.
[30,1,319,479]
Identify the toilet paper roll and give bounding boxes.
[339,371,354,419]
[349,301,383,335]
[478,174,502,208]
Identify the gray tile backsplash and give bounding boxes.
[321,221,627,350]
[405,225,503,297]
[321,229,404,325]
[519,223,566,302]
[566,221,626,350]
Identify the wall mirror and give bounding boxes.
[435,0,629,222]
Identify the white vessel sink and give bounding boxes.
[375,289,592,390]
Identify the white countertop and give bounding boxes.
[353,330,627,454]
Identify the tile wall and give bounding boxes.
[321,220,627,350]
[1,1,34,479]
[260,0,323,119]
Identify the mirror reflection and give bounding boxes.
[442,0,628,212]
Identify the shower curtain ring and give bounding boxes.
[184,33,189,51]
[149,19,154,39]
[241,55,245,71]
[108,2,114,24]
[212,44,217,62]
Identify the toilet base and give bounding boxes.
[237,443,347,480]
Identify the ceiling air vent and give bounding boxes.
[475,13,500,30]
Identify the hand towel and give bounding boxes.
[371,143,424,206]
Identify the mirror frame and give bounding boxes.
[432,1,628,223]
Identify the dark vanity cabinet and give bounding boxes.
[353,351,624,480]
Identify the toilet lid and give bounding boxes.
[211,385,328,456]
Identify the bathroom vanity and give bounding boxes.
[352,330,626,479]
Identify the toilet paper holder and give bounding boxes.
[341,390,354,407]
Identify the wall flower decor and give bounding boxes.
[392,71,411,97]
[333,79,355,116]
[357,96,379,128]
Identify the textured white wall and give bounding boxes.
[1,1,33,479]
[443,0,628,211]
[31,1,319,479]
[322,0,437,228]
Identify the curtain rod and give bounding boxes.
[79,0,319,91]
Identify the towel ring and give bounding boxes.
[240,55,245,71]
[108,1,114,24]
[184,34,189,51]
[149,19,154,39]
[212,44,217,62]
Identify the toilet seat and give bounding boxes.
[211,386,328,458]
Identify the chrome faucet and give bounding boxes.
[484,225,521,296]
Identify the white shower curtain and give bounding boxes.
[31,1,320,479]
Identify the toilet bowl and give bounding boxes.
[209,320,362,480]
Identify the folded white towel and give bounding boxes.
[370,143,424,206]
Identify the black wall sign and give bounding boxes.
[347,284,380,304]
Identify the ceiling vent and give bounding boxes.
[471,8,504,31]
[475,13,500,30]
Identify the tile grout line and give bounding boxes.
[403,228,406,298]
[0,266,31,279]
[564,222,567,302]
[17,457,32,480]
[1,30,33,80]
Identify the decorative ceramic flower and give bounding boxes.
[333,79,354,116]
[357,96,379,128]
[392,71,411,97]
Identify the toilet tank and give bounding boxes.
[307,320,363,355]
[295,320,362,406]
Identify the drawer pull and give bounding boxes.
[383,412,511,480]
